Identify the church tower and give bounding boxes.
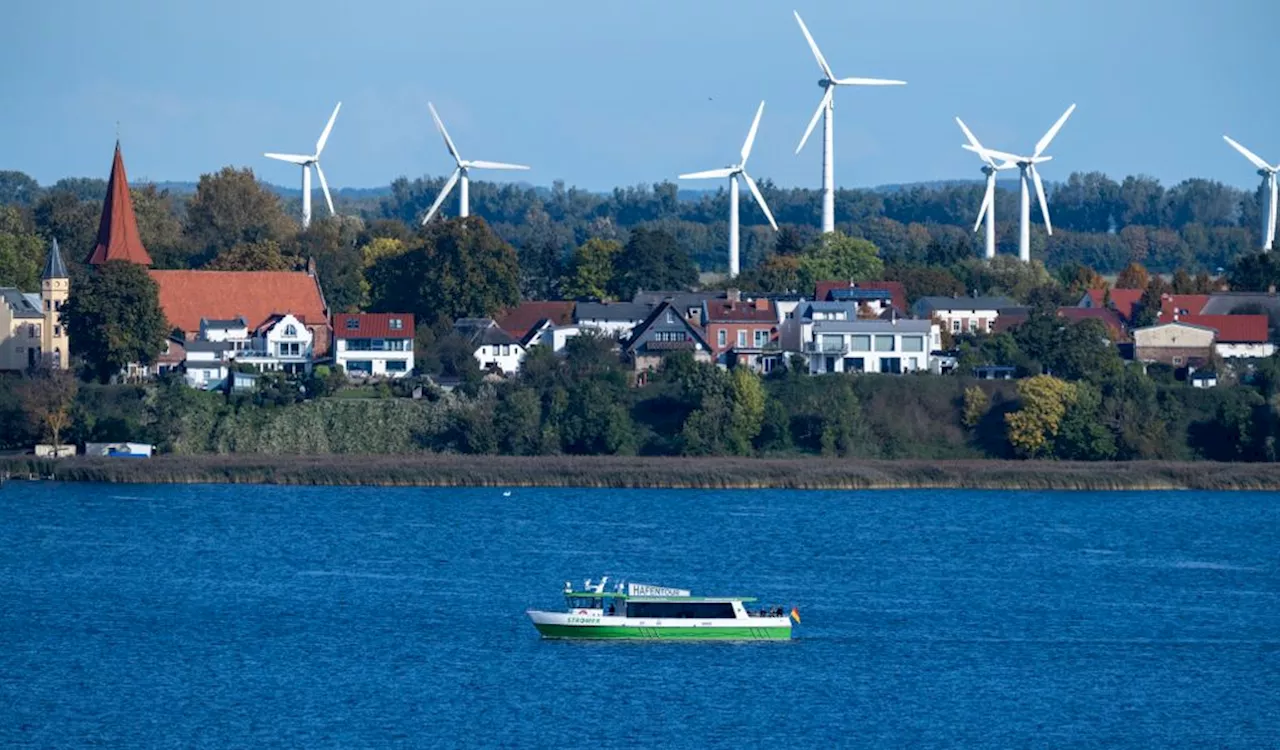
[86,141,152,266]
[41,238,69,369]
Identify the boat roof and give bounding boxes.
[565,591,757,603]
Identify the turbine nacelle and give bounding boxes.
[421,102,531,225]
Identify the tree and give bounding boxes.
[19,369,78,452]
[1114,261,1150,290]
[962,386,989,429]
[1170,268,1197,294]
[1229,252,1280,292]
[495,387,543,455]
[368,217,520,329]
[1132,276,1171,327]
[743,254,803,294]
[60,261,170,382]
[1006,375,1077,458]
[797,231,884,290]
[561,238,620,299]
[0,206,44,290]
[0,171,41,206]
[609,228,697,300]
[728,367,766,454]
[205,240,293,271]
[886,264,965,305]
[292,217,364,312]
[184,167,294,261]
[32,191,98,264]
[131,185,187,268]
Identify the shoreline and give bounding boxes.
[4,455,1280,491]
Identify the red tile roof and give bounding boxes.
[1174,314,1268,343]
[1157,294,1211,322]
[333,312,415,339]
[150,270,328,336]
[704,298,776,323]
[814,280,908,312]
[1080,288,1143,321]
[495,301,575,338]
[87,142,152,266]
[1057,307,1130,342]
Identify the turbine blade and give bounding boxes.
[974,174,995,233]
[1270,173,1278,247]
[796,89,832,154]
[964,145,1023,163]
[742,172,778,231]
[314,164,335,216]
[678,168,736,180]
[1034,103,1076,157]
[1031,165,1052,235]
[955,117,983,151]
[793,11,834,80]
[315,102,341,155]
[1223,135,1272,171]
[422,169,461,225]
[833,77,906,86]
[466,160,531,170]
[741,100,765,164]
[428,102,462,164]
[264,153,311,165]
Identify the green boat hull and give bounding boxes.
[534,623,791,640]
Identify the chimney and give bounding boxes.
[727,288,742,303]
[1270,284,1276,296]
[306,256,317,276]
[754,297,769,311]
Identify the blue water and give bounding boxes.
[1,484,1278,748]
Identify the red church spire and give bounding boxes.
[86,141,152,266]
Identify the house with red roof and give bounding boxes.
[814,281,908,316]
[703,293,780,371]
[333,313,415,378]
[1077,288,1143,323]
[1174,314,1273,359]
[1157,294,1211,323]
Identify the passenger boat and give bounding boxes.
[527,578,797,640]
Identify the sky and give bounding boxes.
[3,0,1278,193]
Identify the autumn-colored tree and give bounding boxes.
[743,254,803,294]
[206,240,294,271]
[1115,262,1150,290]
[19,369,78,453]
[1006,374,1077,458]
[962,386,989,429]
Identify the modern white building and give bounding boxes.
[804,319,942,374]
[912,296,1021,336]
[523,321,585,353]
[332,313,415,378]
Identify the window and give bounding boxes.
[386,359,408,372]
[850,335,871,352]
[501,345,511,356]
[754,329,768,347]
[737,330,747,348]
[655,331,688,343]
[665,309,675,324]
[347,360,373,373]
[1173,357,1183,365]
[389,318,403,330]
[717,329,727,347]
[762,357,775,374]
[346,319,360,330]
[951,319,961,333]
[874,335,895,352]
[843,357,865,373]
[785,312,795,320]
[28,324,40,338]
[821,334,844,352]
[44,300,51,311]
[278,342,301,357]
[881,357,902,374]
[687,307,699,320]
[902,336,924,353]
[53,326,61,337]
[986,318,995,332]
[968,319,978,333]
[625,601,736,619]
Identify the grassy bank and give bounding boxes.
[5,455,1280,491]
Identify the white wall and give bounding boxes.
[475,343,526,374]
[335,338,414,378]
[577,319,640,339]
[1216,342,1276,359]
[932,309,1000,335]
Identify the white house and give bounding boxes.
[804,319,942,374]
[523,321,585,353]
[236,313,314,375]
[455,318,526,375]
[573,301,653,340]
[332,313,415,378]
[183,341,231,389]
[912,296,1021,336]
[784,301,858,351]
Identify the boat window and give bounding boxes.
[565,596,601,610]
[625,601,736,619]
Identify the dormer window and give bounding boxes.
[389,318,403,331]
[284,324,298,337]
[346,319,360,330]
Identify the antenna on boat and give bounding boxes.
[596,576,608,593]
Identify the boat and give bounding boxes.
[527,578,797,640]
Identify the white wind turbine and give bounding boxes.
[264,102,341,229]
[1223,136,1278,251]
[955,117,1017,259]
[679,101,778,278]
[793,10,905,234]
[421,102,530,224]
[964,104,1076,263]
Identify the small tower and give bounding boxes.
[41,238,70,369]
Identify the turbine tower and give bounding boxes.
[679,101,778,278]
[964,104,1075,263]
[793,10,905,234]
[955,117,1016,259]
[422,103,530,225]
[264,102,341,229]
[1223,136,1278,251]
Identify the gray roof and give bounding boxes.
[632,290,721,310]
[201,316,248,329]
[183,340,232,353]
[42,238,68,280]
[0,288,42,319]
[1200,293,1280,317]
[914,296,1018,313]
[812,319,934,334]
[453,317,519,347]
[799,301,857,317]
[574,301,653,322]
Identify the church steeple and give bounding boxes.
[43,237,68,280]
[86,140,152,266]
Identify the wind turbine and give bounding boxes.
[679,101,778,278]
[964,104,1076,263]
[955,117,1017,259]
[1223,136,1278,251]
[421,102,530,225]
[264,102,341,229]
[793,10,905,234]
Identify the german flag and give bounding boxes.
[790,607,801,624]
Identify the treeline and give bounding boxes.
[0,166,1268,284]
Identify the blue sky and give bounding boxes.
[3,0,1277,191]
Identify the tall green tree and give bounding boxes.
[0,206,44,290]
[61,261,170,382]
[131,185,188,269]
[608,228,697,300]
[0,171,41,207]
[32,191,98,264]
[292,217,364,312]
[206,240,294,271]
[184,167,294,261]
[562,238,620,299]
[797,231,884,290]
